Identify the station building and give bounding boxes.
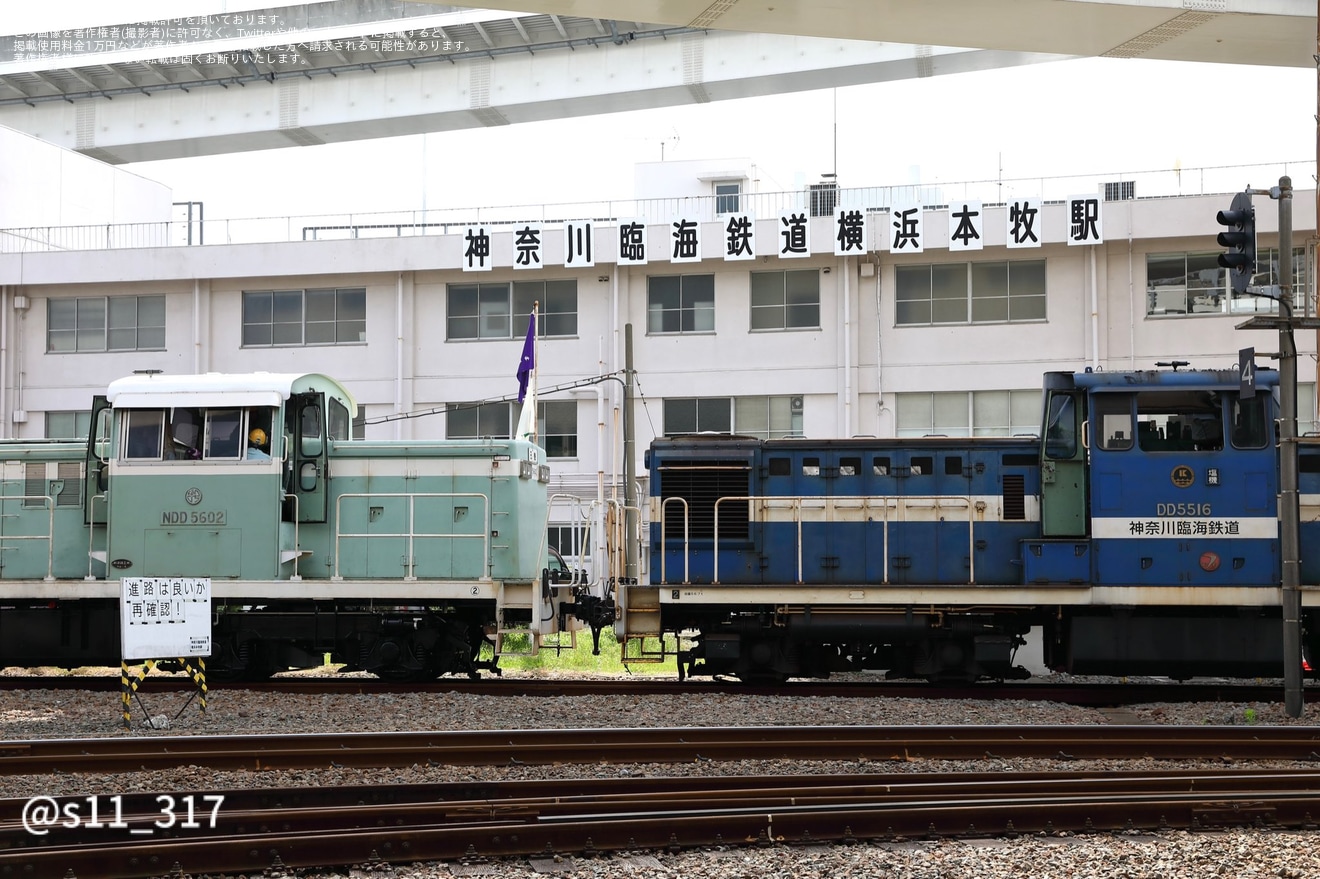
[0,128,1315,556]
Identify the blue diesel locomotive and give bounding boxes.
[0,371,607,680]
[645,366,1319,682]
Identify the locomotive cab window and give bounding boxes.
[123,409,165,460]
[328,398,351,441]
[206,409,244,459]
[1093,394,1133,451]
[1230,395,1268,449]
[1134,390,1222,452]
[1044,394,1077,459]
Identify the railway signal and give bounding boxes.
[1216,191,1256,294]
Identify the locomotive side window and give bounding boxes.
[301,403,323,455]
[124,409,165,459]
[839,456,860,477]
[1093,394,1133,450]
[944,456,963,476]
[1134,390,1222,452]
[802,457,820,476]
[168,408,203,460]
[206,409,244,459]
[911,455,932,476]
[872,456,890,476]
[768,457,790,476]
[328,398,351,441]
[1230,395,1268,449]
[1044,394,1077,459]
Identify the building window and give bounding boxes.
[896,260,1046,326]
[1145,252,1227,315]
[750,270,820,331]
[447,280,578,340]
[734,396,803,438]
[45,411,92,439]
[664,395,803,438]
[648,275,714,334]
[539,401,577,458]
[548,524,591,561]
[47,295,165,353]
[897,390,1039,438]
[1145,248,1306,317]
[714,181,741,214]
[445,400,576,457]
[242,288,365,346]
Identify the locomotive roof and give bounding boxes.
[106,372,356,414]
[1067,368,1279,390]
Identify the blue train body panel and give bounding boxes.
[650,369,1287,593]
[649,436,1041,587]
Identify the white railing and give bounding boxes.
[655,494,982,586]
[2,159,1312,254]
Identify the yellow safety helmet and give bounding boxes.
[249,428,268,446]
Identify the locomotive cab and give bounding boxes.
[95,372,342,581]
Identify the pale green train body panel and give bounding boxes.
[0,371,576,680]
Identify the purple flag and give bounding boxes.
[517,314,536,403]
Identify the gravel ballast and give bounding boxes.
[4,678,1318,878]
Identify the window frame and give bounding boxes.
[444,399,577,458]
[447,280,578,341]
[895,260,1047,327]
[750,269,821,331]
[241,287,365,347]
[47,295,166,353]
[647,274,715,335]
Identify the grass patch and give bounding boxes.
[490,629,683,676]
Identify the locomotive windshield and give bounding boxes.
[1134,390,1223,452]
[120,405,278,461]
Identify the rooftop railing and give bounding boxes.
[1,159,1313,254]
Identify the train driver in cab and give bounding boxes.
[246,427,271,460]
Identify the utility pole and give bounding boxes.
[1237,177,1317,718]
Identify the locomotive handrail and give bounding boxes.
[659,497,690,585]
[331,492,491,582]
[700,495,978,586]
[86,493,107,581]
[0,494,57,581]
[280,492,303,582]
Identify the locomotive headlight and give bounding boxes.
[1206,468,1220,486]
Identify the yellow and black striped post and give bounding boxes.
[120,661,132,729]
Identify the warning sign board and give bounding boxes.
[120,577,212,661]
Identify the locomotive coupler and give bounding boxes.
[558,591,618,655]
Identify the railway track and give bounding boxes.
[5,768,1320,879]
[4,674,1317,705]
[3,724,1320,775]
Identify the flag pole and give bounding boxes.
[516,301,539,444]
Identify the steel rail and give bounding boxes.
[5,769,1320,848]
[8,675,1317,706]
[4,771,1320,879]
[3,725,1320,775]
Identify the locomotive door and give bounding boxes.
[289,391,329,523]
[1040,390,1087,537]
[83,395,111,525]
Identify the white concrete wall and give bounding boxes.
[2,189,1315,511]
[0,125,172,229]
